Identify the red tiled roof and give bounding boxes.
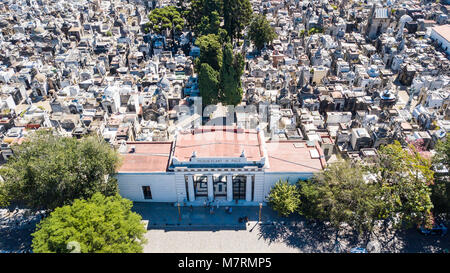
[118,129,325,174]
[173,127,264,162]
[118,142,172,173]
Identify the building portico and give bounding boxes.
[174,167,265,206]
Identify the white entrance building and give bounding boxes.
[117,126,325,206]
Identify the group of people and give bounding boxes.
[238,216,249,223]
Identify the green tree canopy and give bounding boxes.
[369,141,434,228]
[196,11,222,36]
[433,135,450,168]
[31,193,147,253]
[223,0,253,41]
[248,14,276,51]
[298,160,382,234]
[0,131,121,210]
[198,63,220,106]
[147,6,184,36]
[431,135,450,215]
[296,141,435,232]
[184,0,223,32]
[268,180,301,217]
[308,27,324,35]
[219,43,244,106]
[0,184,7,207]
[195,34,223,71]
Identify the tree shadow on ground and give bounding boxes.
[257,223,291,245]
[258,217,450,253]
[0,207,43,252]
[371,223,450,253]
[0,224,36,251]
[258,219,343,252]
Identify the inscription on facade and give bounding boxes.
[191,158,246,164]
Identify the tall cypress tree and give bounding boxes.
[223,0,253,42]
[194,34,223,71]
[185,0,223,33]
[219,43,244,106]
[198,63,220,106]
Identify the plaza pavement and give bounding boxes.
[144,222,302,253]
[0,204,448,253]
[135,203,450,253]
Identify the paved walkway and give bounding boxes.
[144,222,301,253]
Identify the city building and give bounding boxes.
[117,126,325,205]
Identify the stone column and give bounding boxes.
[245,175,252,202]
[207,175,214,201]
[226,175,233,202]
[187,175,195,202]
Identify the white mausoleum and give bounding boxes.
[117,126,325,206]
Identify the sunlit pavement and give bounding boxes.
[144,222,301,253]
